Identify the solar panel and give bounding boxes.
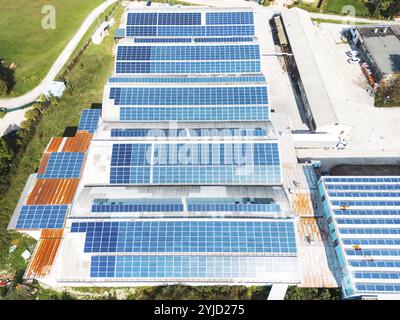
[328,191,400,198]
[111,129,187,137]
[126,25,255,37]
[108,75,266,84]
[323,177,400,183]
[16,205,68,229]
[133,37,255,43]
[188,203,281,213]
[331,200,400,207]
[115,61,261,74]
[194,37,254,43]
[110,128,267,138]
[116,45,260,61]
[135,38,192,43]
[355,283,400,293]
[334,209,400,216]
[326,184,400,191]
[109,142,281,185]
[127,12,254,26]
[92,203,184,213]
[158,13,202,25]
[206,12,254,25]
[119,106,268,122]
[319,176,400,297]
[71,220,297,254]
[37,152,84,179]
[77,109,101,133]
[90,255,298,280]
[109,75,265,83]
[110,86,267,106]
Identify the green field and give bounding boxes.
[0,0,105,97]
[0,3,123,281]
[323,0,370,16]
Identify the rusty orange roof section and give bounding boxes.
[62,132,92,153]
[26,179,80,205]
[25,229,63,279]
[46,137,64,153]
[37,153,51,175]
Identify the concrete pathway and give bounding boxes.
[0,0,117,111]
[267,284,289,300]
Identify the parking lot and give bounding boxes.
[278,19,400,162]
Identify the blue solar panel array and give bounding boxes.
[37,152,84,179]
[110,86,267,106]
[319,176,400,298]
[109,142,281,185]
[206,12,254,25]
[71,220,296,254]
[126,25,255,37]
[110,128,267,138]
[58,9,298,284]
[119,106,268,122]
[108,75,266,84]
[128,12,201,26]
[16,205,68,229]
[134,37,254,43]
[90,198,280,214]
[116,60,260,74]
[90,255,290,279]
[117,45,260,61]
[77,109,101,133]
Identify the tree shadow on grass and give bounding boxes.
[0,61,16,95]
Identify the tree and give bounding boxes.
[0,79,7,96]
[375,74,400,107]
[0,138,14,176]
[369,0,400,18]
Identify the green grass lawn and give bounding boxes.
[0,0,105,97]
[0,4,123,278]
[324,0,370,16]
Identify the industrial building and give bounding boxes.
[350,25,400,82]
[275,8,339,133]
[319,176,400,299]
[8,7,300,289]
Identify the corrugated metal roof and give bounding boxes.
[26,179,80,205]
[25,229,63,279]
[62,132,92,152]
[46,137,64,153]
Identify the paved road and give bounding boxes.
[309,12,399,24]
[0,0,117,111]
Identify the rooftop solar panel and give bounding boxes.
[90,255,298,281]
[126,25,255,37]
[110,128,267,138]
[108,75,266,84]
[16,205,68,229]
[77,109,101,133]
[119,106,268,122]
[319,176,400,298]
[37,152,84,179]
[135,38,192,43]
[206,12,254,25]
[115,60,261,74]
[126,11,254,26]
[109,142,280,185]
[110,86,267,106]
[116,45,260,61]
[71,220,296,254]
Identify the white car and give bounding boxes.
[348,57,360,64]
[346,50,359,57]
